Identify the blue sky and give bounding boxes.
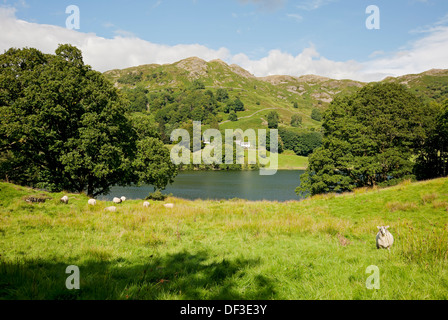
[1,0,448,80]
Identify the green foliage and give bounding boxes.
[117,71,143,85]
[224,97,245,113]
[0,45,176,196]
[133,137,178,190]
[267,111,279,129]
[232,98,245,112]
[146,190,171,201]
[216,88,229,102]
[123,86,149,112]
[278,128,322,156]
[293,102,299,109]
[265,132,284,154]
[311,108,322,122]
[228,111,238,122]
[151,88,219,127]
[297,83,431,197]
[128,113,160,140]
[290,114,302,127]
[190,79,205,90]
[415,99,448,179]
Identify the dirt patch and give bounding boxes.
[337,233,351,247]
[23,194,52,203]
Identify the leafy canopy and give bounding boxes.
[297,82,431,197]
[0,44,177,196]
[415,99,448,179]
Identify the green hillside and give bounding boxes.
[103,59,448,170]
[104,59,448,133]
[383,69,448,104]
[104,57,365,132]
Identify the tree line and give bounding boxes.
[297,82,448,197]
[2,45,445,198]
[0,45,177,197]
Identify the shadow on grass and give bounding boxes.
[0,250,277,300]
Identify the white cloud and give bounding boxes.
[113,29,136,38]
[363,26,448,80]
[286,13,303,22]
[368,50,385,58]
[296,0,337,11]
[0,8,232,71]
[1,7,448,82]
[231,46,363,80]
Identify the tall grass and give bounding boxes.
[396,221,448,264]
[1,178,448,300]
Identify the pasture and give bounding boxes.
[0,178,447,300]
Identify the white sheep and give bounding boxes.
[376,226,394,250]
[105,206,117,212]
[88,199,97,206]
[60,196,69,204]
[143,201,150,208]
[121,196,126,202]
[164,203,174,209]
[113,197,122,204]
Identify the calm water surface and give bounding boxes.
[100,170,305,202]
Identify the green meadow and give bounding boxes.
[0,178,447,300]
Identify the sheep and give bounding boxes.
[88,199,96,206]
[164,203,174,209]
[121,196,126,202]
[113,197,122,204]
[376,226,394,250]
[143,201,150,208]
[60,196,69,204]
[105,206,117,212]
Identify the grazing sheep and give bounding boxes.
[88,199,96,206]
[105,206,117,212]
[376,226,394,250]
[143,201,150,208]
[60,196,69,204]
[164,203,174,209]
[121,196,126,202]
[113,197,122,204]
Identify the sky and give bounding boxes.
[0,0,448,81]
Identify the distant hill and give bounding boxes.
[104,58,448,132]
[382,69,448,104]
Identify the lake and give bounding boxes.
[99,170,306,202]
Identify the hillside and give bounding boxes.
[383,69,448,104]
[104,59,448,134]
[104,57,364,132]
[0,178,447,299]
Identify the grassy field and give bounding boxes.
[277,150,308,170]
[166,145,309,170]
[0,178,447,300]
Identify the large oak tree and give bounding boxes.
[296,82,433,197]
[0,44,177,196]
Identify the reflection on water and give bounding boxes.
[99,170,305,202]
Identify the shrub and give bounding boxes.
[267,111,279,129]
[290,114,302,127]
[146,190,172,201]
[311,109,322,122]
